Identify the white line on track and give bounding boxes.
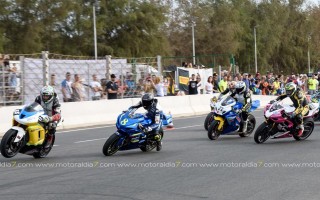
[73,124,203,144]
[74,138,107,144]
[57,125,115,134]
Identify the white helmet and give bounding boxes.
[235,81,246,94]
[40,85,55,104]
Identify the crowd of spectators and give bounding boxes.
[56,71,176,102]
[185,69,320,97]
[0,54,21,105]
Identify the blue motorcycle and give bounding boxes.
[207,95,260,140]
[102,107,172,156]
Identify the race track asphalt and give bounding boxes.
[0,109,320,200]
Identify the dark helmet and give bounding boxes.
[141,93,154,110]
[285,82,297,97]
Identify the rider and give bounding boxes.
[130,93,163,151]
[35,85,61,148]
[220,81,252,132]
[271,82,309,136]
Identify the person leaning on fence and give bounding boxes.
[71,74,85,102]
[106,74,118,99]
[61,72,73,102]
[90,74,103,101]
[143,76,156,94]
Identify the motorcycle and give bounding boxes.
[102,107,171,156]
[310,92,320,121]
[0,102,58,158]
[207,94,260,140]
[254,100,319,144]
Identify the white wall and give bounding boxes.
[0,95,289,136]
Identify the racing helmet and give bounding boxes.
[285,82,297,97]
[229,81,236,93]
[40,85,55,104]
[235,81,246,94]
[141,93,154,110]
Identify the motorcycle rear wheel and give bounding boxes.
[33,135,55,159]
[293,118,314,141]
[140,129,164,152]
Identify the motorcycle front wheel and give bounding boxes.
[204,112,214,131]
[207,121,221,140]
[102,133,121,156]
[0,129,23,158]
[254,122,270,144]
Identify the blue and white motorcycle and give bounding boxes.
[102,107,172,156]
[207,94,260,140]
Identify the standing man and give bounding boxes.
[90,74,103,101]
[61,72,73,102]
[219,75,228,93]
[308,74,318,95]
[188,74,198,95]
[106,74,119,99]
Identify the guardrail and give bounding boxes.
[0,95,290,135]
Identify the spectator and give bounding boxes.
[125,72,135,97]
[163,76,169,96]
[90,74,103,101]
[144,75,156,94]
[308,74,318,95]
[154,76,165,97]
[8,65,19,101]
[242,73,249,92]
[205,76,213,94]
[273,78,281,95]
[219,75,228,92]
[49,74,58,88]
[188,74,198,95]
[61,72,73,102]
[260,76,269,95]
[71,74,85,102]
[196,74,202,94]
[106,74,119,99]
[212,73,220,93]
[135,78,145,96]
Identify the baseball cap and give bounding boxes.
[111,74,116,78]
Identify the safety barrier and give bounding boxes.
[0,95,292,136]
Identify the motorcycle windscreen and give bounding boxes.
[19,102,44,119]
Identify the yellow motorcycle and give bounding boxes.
[0,102,56,158]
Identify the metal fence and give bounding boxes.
[0,52,237,106]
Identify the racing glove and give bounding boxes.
[38,115,51,123]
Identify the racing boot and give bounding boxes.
[154,134,162,151]
[242,120,248,133]
[296,124,304,137]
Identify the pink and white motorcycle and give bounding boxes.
[254,100,319,144]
